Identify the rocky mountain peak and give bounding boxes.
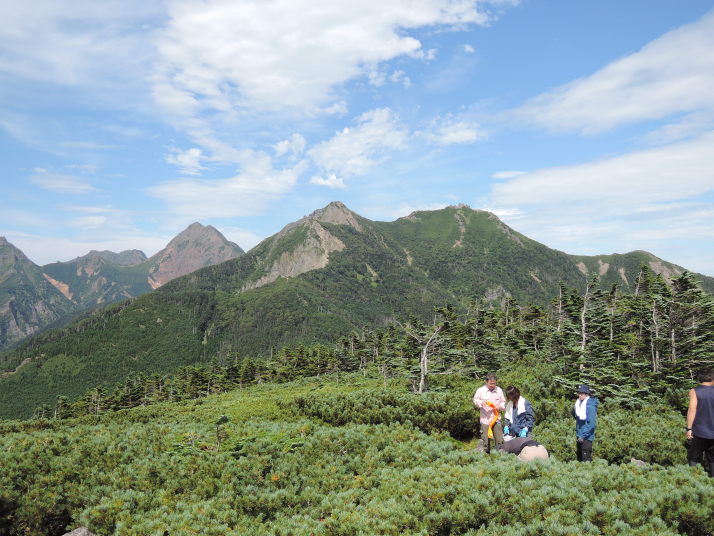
[147,223,244,289]
[307,201,363,232]
[0,237,32,267]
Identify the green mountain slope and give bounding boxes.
[0,238,75,351]
[1,202,711,418]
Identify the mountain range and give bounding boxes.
[0,223,244,352]
[1,201,712,419]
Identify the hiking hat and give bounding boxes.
[576,384,591,394]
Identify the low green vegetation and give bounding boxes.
[1,372,712,536]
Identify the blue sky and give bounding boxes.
[1,0,713,276]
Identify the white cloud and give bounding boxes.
[29,173,96,194]
[0,1,159,89]
[478,206,523,218]
[491,170,525,179]
[308,108,408,185]
[361,201,450,221]
[166,147,205,175]
[310,174,346,189]
[66,164,98,174]
[274,134,307,157]
[462,44,475,53]
[389,70,412,88]
[426,117,485,145]
[490,132,714,209]
[147,150,307,218]
[151,0,498,118]
[71,215,108,229]
[514,12,714,135]
[217,226,264,251]
[485,132,714,272]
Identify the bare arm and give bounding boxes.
[686,388,697,440]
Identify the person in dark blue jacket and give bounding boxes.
[572,384,599,462]
[687,369,714,477]
[503,386,534,438]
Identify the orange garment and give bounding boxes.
[485,401,500,439]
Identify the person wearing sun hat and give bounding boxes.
[572,384,599,462]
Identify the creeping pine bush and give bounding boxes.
[1,418,713,536]
[287,388,479,438]
[533,403,688,466]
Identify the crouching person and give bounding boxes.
[498,436,549,461]
[504,386,534,438]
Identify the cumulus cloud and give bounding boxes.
[274,134,307,157]
[308,108,408,186]
[309,174,346,189]
[29,172,96,194]
[514,12,714,136]
[462,44,475,53]
[151,0,498,118]
[147,150,307,218]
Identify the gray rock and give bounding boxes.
[63,528,97,536]
[630,458,647,467]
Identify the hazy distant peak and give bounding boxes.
[85,249,148,266]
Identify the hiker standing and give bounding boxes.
[473,373,505,452]
[504,385,534,438]
[572,384,598,462]
[687,369,714,477]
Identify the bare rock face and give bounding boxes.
[63,528,97,536]
[147,223,244,289]
[244,220,345,290]
[308,201,363,232]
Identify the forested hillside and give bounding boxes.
[1,203,712,419]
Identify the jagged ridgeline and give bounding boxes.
[1,202,712,419]
[0,223,244,352]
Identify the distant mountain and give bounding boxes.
[1,201,711,418]
[145,222,244,289]
[0,238,74,353]
[85,249,147,266]
[0,224,243,352]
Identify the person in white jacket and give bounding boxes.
[472,373,506,452]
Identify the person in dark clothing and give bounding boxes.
[687,369,714,477]
[504,386,535,438]
[572,384,598,462]
[498,436,549,461]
